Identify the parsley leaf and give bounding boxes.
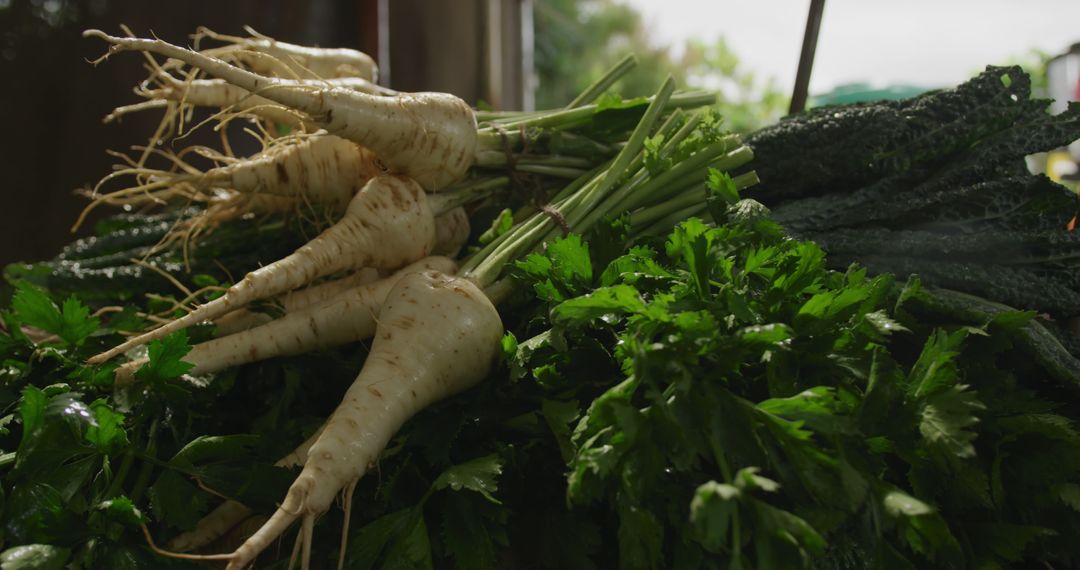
[10,284,99,346]
[147,470,208,531]
[134,330,194,383]
[919,384,985,459]
[83,399,128,454]
[432,454,504,504]
[0,544,71,570]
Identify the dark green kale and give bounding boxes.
[747,66,1080,325]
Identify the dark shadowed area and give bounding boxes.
[0,0,372,267]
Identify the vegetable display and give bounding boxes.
[744,65,1080,319]
[1,27,1079,570]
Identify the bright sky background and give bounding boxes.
[622,0,1080,94]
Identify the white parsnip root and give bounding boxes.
[114,256,457,384]
[89,174,436,364]
[212,267,380,336]
[431,206,470,257]
[84,133,384,225]
[86,30,477,191]
[209,205,469,336]
[224,269,503,569]
[106,74,396,128]
[148,75,395,110]
[191,26,379,82]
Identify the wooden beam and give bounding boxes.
[789,0,826,115]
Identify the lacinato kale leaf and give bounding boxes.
[751,66,1080,326]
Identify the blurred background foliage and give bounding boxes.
[534,0,788,133]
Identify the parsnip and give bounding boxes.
[89,133,384,217]
[210,205,470,336]
[212,267,379,336]
[191,26,379,82]
[89,175,436,364]
[105,75,397,128]
[224,269,503,569]
[87,30,477,191]
[431,206,470,257]
[113,257,457,384]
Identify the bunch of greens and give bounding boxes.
[494,200,1080,568]
[2,190,1080,568]
[0,275,370,567]
[2,63,1080,569]
[2,210,306,307]
[742,65,1080,319]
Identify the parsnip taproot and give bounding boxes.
[87,30,476,191]
[89,174,436,364]
[221,269,503,569]
[105,75,397,128]
[191,26,379,82]
[114,256,457,384]
[88,133,384,219]
[431,206,470,257]
[210,206,469,336]
[151,75,395,108]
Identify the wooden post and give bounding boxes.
[789,0,826,115]
[386,0,532,110]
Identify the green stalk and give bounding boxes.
[566,54,638,109]
[460,216,528,275]
[564,77,676,226]
[611,108,688,192]
[522,94,676,257]
[637,203,705,239]
[546,162,613,206]
[668,91,719,109]
[474,152,596,169]
[466,82,745,292]
[544,131,620,157]
[467,79,675,282]
[580,109,697,216]
[474,110,533,122]
[104,449,137,499]
[461,188,564,277]
[466,211,553,288]
[477,107,612,142]
[427,177,509,215]
[483,276,516,306]
[621,142,748,213]
[514,165,589,179]
[573,136,739,235]
[629,171,760,229]
[502,164,608,229]
[129,419,159,504]
[475,88,710,128]
[662,112,704,156]
[708,434,741,564]
[476,89,711,138]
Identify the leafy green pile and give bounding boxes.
[0,278,348,567]
[3,64,1080,569]
[2,210,305,307]
[742,66,1080,319]
[497,202,1080,568]
[2,191,1080,567]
